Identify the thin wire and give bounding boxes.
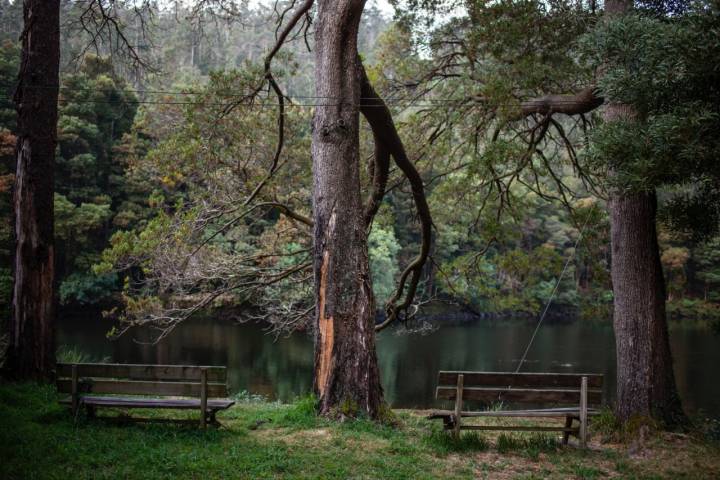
[514,209,594,373]
[0,83,598,107]
[0,94,596,110]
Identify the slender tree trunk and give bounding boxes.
[5,0,60,380]
[311,0,384,418]
[605,0,685,427]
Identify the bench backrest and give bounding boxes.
[436,371,603,406]
[57,363,229,398]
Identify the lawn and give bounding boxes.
[0,383,718,479]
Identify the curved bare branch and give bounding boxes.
[358,62,433,332]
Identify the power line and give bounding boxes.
[0,96,595,111]
[0,82,598,108]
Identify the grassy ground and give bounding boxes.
[1,383,718,479]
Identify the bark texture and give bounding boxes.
[609,191,685,425]
[311,0,383,417]
[5,0,60,380]
[605,0,685,426]
[518,86,603,118]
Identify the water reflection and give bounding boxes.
[57,314,720,417]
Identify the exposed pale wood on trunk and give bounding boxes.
[6,0,61,381]
[311,0,383,418]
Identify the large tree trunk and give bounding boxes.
[605,0,685,427]
[609,191,685,425]
[5,0,60,380]
[311,0,384,418]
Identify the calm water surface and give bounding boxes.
[57,314,720,417]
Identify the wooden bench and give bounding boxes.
[57,363,235,428]
[428,371,604,447]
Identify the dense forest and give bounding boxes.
[1,0,719,430]
[0,0,718,329]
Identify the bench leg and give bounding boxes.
[208,410,220,428]
[86,405,96,419]
[562,416,573,445]
[453,374,464,440]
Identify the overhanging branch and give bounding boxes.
[359,61,433,332]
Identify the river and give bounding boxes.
[57,312,720,418]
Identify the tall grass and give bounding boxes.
[55,345,110,364]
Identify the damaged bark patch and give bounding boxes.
[317,250,334,397]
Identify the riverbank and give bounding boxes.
[1,383,718,479]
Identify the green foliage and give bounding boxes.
[0,39,19,131]
[55,345,110,364]
[277,394,319,429]
[58,272,118,306]
[592,407,623,438]
[368,225,401,305]
[581,9,720,238]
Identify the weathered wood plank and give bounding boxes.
[57,379,228,397]
[436,386,603,405]
[200,368,208,429]
[453,373,464,439]
[456,425,580,432]
[429,408,601,418]
[580,376,588,448]
[57,363,226,382]
[437,371,603,389]
[59,396,235,410]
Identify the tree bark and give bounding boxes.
[517,86,603,119]
[311,0,384,417]
[609,191,685,426]
[5,0,60,380]
[605,0,686,426]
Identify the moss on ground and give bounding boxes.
[0,383,718,479]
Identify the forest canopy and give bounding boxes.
[1,0,719,338]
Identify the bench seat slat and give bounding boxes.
[60,396,235,410]
[57,363,226,382]
[437,371,603,389]
[458,425,579,432]
[428,408,601,419]
[57,379,228,397]
[436,386,603,405]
